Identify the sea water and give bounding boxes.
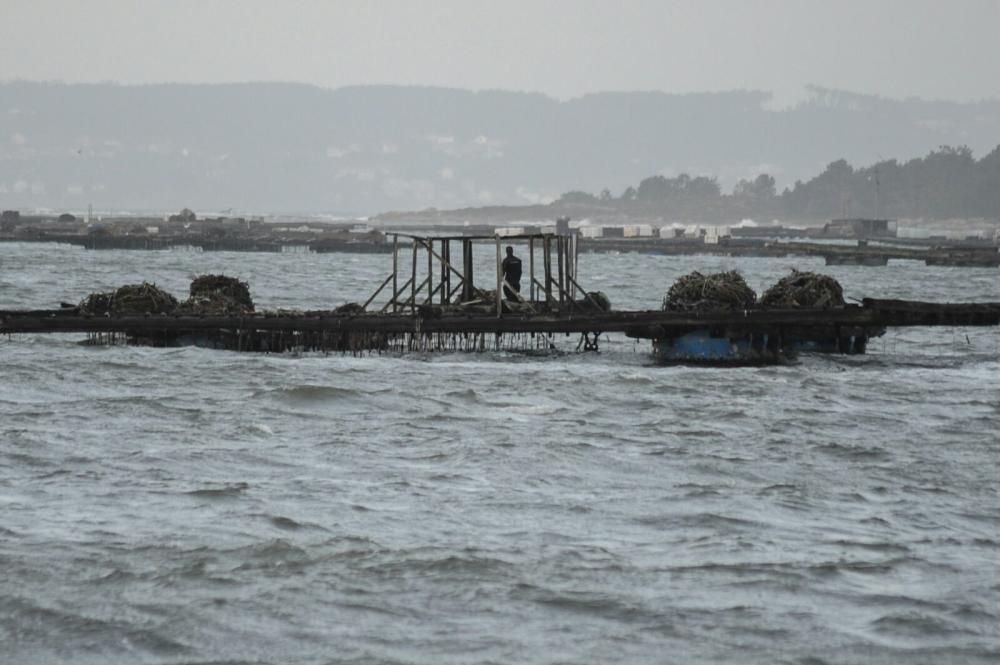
[1,242,999,664]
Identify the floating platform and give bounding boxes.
[5,230,1000,365]
[3,299,998,364]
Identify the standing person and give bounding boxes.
[501,246,522,300]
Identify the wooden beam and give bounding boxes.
[380,276,414,312]
[557,236,565,307]
[566,273,602,311]
[410,241,417,314]
[529,237,535,302]
[543,236,552,304]
[361,273,393,312]
[462,239,474,302]
[495,235,502,317]
[391,234,398,312]
[441,239,449,304]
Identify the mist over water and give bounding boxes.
[2,242,999,664]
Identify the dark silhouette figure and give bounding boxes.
[501,246,522,300]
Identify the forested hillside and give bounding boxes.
[2,82,998,216]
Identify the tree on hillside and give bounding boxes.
[558,190,599,205]
[733,174,776,200]
[636,175,673,202]
[687,176,721,198]
[557,143,1000,221]
[974,145,1000,217]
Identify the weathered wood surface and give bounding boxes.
[860,299,1000,326]
[3,300,999,339]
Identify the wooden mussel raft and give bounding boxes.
[2,232,1000,365]
[651,270,887,364]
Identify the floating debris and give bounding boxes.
[761,270,845,308]
[662,271,756,311]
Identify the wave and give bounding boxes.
[184,482,250,498]
[2,595,191,657]
[871,611,978,638]
[510,584,649,623]
[269,516,302,530]
[252,384,365,402]
[634,512,763,531]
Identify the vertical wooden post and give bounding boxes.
[557,235,565,306]
[543,236,552,304]
[529,237,535,303]
[462,238,474,302]
[410,240,417,314]
[392,234,398,312]
[564,234,571,286]
[441,239,450,304]
[573,230,579,285]
[427,239,433,303]
[495,235,502,317]
[567,233,574,284]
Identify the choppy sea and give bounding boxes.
[1,241,999,664]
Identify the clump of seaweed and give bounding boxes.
[79,282,178,316]
[662,271,756,311]
[176,275,254,315]
[761,270,845,308]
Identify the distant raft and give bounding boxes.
[760,270,845,308]
[662,270,756,311]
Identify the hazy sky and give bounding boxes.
[2,0,999,103]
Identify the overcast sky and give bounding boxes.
[2,0,999,104]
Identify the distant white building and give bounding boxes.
[703,225,732,244]
[623,224,655,237]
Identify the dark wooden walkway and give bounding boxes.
[3,300,998,339]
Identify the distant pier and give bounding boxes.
[4,227,999,267]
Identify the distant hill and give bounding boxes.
[1,81,999,215]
